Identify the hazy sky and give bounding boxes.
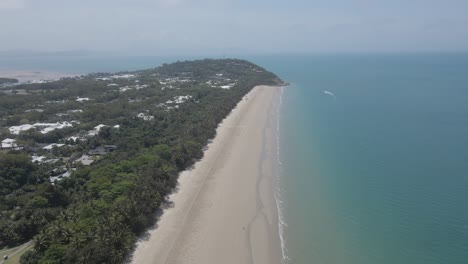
[1,0,468,55]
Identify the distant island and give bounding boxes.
[0,77,18,85]
[0,59,283,263]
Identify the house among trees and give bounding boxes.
[1,138,18,149]
[75,154,94,166]
[88,145,117,156]
[104,145,117,152]
[42,143,66,151]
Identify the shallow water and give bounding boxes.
[251,54,468,264]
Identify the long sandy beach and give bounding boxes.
[130,85,283,264]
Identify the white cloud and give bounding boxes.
[0,0,25,9]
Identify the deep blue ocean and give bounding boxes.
[2,53,468,263]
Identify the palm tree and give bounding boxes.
[33,230,51,252]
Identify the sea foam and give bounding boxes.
[275,86,290,263]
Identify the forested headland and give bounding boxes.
[0,59,283,263]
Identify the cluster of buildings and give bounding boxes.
[2,69,240,185]
[8,121,78,135]
[1,121,120,184]
[96,73,136,81]
[205,73,238,89]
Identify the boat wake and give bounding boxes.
[323,90,336,101]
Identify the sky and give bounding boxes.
[1,0,468,55]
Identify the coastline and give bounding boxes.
[0,70,78,83]
[130,85,284,264]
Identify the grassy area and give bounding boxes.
[0,246,19,258]
[1,242,33,264]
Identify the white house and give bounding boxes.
[137,113,154,121]
[88,124,108,136]
[43,143,66,150]
[1,138,17,149]
[76,97,90,102]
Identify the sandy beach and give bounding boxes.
[130,85,283,264]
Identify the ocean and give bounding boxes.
[0,55,205,74]
[2,53,468,263]
[253,54,468,264]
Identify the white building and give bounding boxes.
[88,124,107,136]
[76,97,90,102]
[76,154,94,166]
[1,138,17,149]
[166,95,192,104]
[50,171,72,183]
[9,124,34,135]
[43,143,66,150]
[137,113,154,121]
[31,155,47,163]
[9,122,75,135]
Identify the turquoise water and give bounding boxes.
[3,53,468,263]
[250,54,468,264]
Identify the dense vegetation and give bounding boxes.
[0,59,283,263]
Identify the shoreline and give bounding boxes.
[130,85,284,264]
[0,70,78,83]
[275,86,289,262]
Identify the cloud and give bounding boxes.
[0,0,25,9]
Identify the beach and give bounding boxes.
[130,85,283,264]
